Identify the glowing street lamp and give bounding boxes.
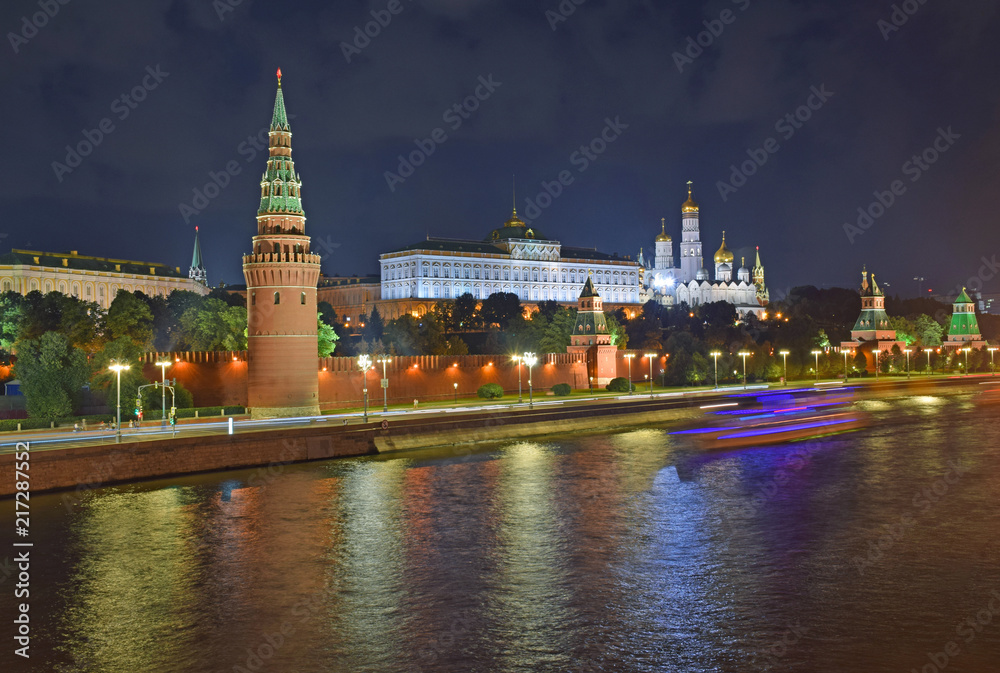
[780,350,790,386]
[453,382,458,404]
[962,347,971,376]
[155,360,170,427]
[623,353,636,394]
[739,351,750,389]
[989,347,997,377]
[811,350,821,384]
[903,349,911,379]
[357,354,372,422]
[523,352,537,409]
[513,354,523,403]
[377,356,392,412]
[842,350,850,381]
[109,362,130,444]
[926,348,932,375]
[710,351,721,389]
[644,354,657,398]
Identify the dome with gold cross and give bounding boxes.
[655,217,671,242]
[681,181,699,214]
[714,231,734,264]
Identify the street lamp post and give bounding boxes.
[710,351,721,389]
[513,355,523,403]
[589,376,593,394]
[962,347,971,376]
[779,350,789,386]
[624,353,635,394]
[377,356,392,412]
[842,350,850,381]
[989,347,997,377]
[739,351,750,389]
[155,361,170,427]
[357,354,372,422]
[903,349,911,379]
[523,352,537,409]
[453,382,458,404]
[645,354,657,398]
[926,348,932,375]
[109,363,130,444]
[811,350,821,384]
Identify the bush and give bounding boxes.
[551,383,572,396]
[477,383,504,399]
[606,377,633,393]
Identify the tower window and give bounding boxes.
[300,292,306,305]
[274,292,280,305]
[252,292,256,306]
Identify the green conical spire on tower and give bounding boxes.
[191,225,203,269]
[189,225,207,285]
[258,69,303,216]
[271,68,290,132]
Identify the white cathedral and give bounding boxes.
[638,182,769,318]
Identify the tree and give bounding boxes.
[363,306,384,342]
[889,316,916,345]
[538,307,576,353]
[208,287,247,307]
[0,291,24,352]
[106,290,155,347]
[178,299,248,351]
[481,292,521,328]
[14,332,89,418]
[699,301,737,331]
[318,314,339,357]
[452,293,480,330]
[913,314,943,347]
[384,315,421,355]
[17,291,101,353]
[605,312,628,349]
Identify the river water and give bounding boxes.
[5,389,1000,672]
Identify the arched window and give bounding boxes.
[274,291,281,305]
[300,292,306,305]
[252,292,256,306]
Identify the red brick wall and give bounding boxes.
[142,350,666,410]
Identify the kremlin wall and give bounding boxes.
[142,351,663,410]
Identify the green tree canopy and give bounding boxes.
[481,292,522,329]
[318,314,339,357]
[178,299,248,351]
[106,290,155,347]
[14,331,89,418]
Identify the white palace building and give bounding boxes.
[376,207,643,319]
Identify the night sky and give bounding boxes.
[5,0,1000,301]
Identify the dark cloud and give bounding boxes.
[2,0,999,297]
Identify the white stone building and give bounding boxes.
[377,208,642,319]
[639,182,769,318]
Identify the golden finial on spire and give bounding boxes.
[682,181,699,213]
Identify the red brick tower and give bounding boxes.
[242,69,321,419]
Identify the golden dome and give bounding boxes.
[682,181,699,214]
[655,217,671,242]
[714,230,734,264]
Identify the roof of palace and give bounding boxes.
[0,249,185,277]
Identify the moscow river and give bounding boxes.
[6,389,1000,672]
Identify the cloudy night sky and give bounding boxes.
[4,0,1000,299]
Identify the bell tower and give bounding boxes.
[679,181,702,283]
[242,69,322,419]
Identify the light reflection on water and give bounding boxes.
[9,392,1000,672]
